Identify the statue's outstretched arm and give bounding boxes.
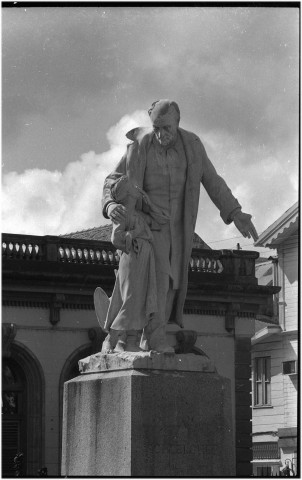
[199,140,258,240]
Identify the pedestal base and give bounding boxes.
[62,353,235,476]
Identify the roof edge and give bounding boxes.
[254,202,299,247]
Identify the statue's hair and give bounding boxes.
[148,100,180,122]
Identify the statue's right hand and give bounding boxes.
[108,204,127,224]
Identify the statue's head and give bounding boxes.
[148,99,180,148]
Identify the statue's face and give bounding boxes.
[152,118,179,148]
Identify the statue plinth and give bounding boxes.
[78,350,216,373]
[61,352,235,477]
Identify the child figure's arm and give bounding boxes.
[112,212,141,254]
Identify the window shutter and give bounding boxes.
[2,420,20,477]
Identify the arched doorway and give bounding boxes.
[2,342,45,477]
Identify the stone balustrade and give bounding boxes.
[2,233,259,281]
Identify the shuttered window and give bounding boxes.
[254,357,271,406]
[2,360,26,478]
[2,421,20,475]
[256,466,272,476]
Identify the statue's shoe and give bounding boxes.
[151,344,175,354]
[101,340,114,354]
[114,340,126,353]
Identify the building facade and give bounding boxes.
[252,202,299,476]
[2,228,278,477]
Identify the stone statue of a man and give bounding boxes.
[102,99,258,353]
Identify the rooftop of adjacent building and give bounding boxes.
[60,224,211,250]
[255,201,299,248]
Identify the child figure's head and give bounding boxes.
[111,175,141,204]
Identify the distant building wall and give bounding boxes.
[3,303,256,476]
[252,334,285,433]
[2,305,98,476]
[278,234,298,332]
[251,226,298,476]
[3,233,277,477]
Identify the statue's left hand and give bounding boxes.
[233,211,258,241]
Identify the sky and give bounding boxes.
[2,5,299,254]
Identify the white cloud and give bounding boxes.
[2,111,148,236]
[193,128,298,250]
[2,108,298,254]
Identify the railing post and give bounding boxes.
[44,236,59,262]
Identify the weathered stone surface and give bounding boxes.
[78,351,216,373]
[62,365,235,476]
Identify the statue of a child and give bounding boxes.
[101,175,168,353]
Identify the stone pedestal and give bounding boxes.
[61,352,235,477]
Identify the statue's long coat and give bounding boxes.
[102,127,241,327]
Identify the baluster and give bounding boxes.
[83,248,89,263]
[89,249,95,263]
[2,242,7,258]
[102,250,109,264]
[211,257,215,272]
[70,247,77,262]
[214,259,221,273]
[77,248,83,263]
[23,243,28,259]
[9,242,16,259]
[189,257,194,272]
[58,247,65,262]
[95,250,103,264]
[198,257,204,272]
[31,243,39,261]
[196,257,203,272]
[217,259,224,273]
[21,243,27,259]
[65,247,71,263]
[23,243,31,260]
[8,242,14,259]
[210,258,216,273]
[205,258,211,272]
[34,244,40,260]
[108,251,114,264]
[12,242,20,259]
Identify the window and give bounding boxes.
[282,360,297,375]
[252,442,279,460]
[254,357,271,406]
[256,465,272,476]
[2,359,27,477]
